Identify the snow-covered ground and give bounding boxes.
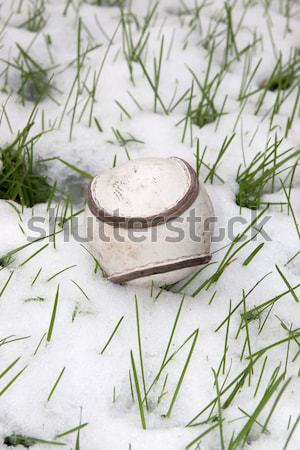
[0,0,300,449]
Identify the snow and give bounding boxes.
[0,0,299,449]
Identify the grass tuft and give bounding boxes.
[19,0,46,33]
[3,434,65,447]
[236,136,300,210]
[3,44,59,105]
[4,434,36,448]
[0,121,52,207]
[261,52,300,92]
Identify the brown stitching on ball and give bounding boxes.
[87,158,199,229]
[108,254,212,284]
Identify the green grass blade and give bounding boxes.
[0,357,21,379]
[135,296,148,411]
[185,422,220,449]
[20,244,49,267]
[243,243,265,266]
[55,423,88,439]
[47,285,59,343]
[283,414,300,450]
[130,350,147,430]
[276,265,299,303]
[0,271,14,298]
[47,367,66,401]
[166,329,199,417]
[100,316,124,355]
[0,366,27,397]
[47,265,76,282]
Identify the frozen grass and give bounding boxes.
[19,0,46,33]
[0,117,52,207]
[0,0,299,449]
[236,136,300,210]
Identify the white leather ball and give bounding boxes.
[85,157,214,286]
